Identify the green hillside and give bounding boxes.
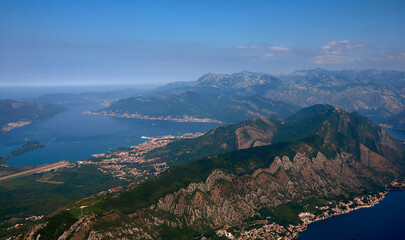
[0,100,64,133]
[96,91,298,123]
[19,105,404,240]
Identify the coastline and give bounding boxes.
[217,191,389,240]
[1,121,31,134]
[291,192,388,240]
[83,110,223,123]
[81,132,204,182]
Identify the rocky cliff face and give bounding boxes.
[151,147,398,231]
[45,146,400,240]
[234,117,276,149]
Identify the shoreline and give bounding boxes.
[83,110,224,123]
[291,191,388,240]
[219,191,389,240]
[1,121,32,134]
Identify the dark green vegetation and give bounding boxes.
[37,211,77,240]
[0,165,127,237]
[0,100,64,133]
[97,91,298,123]
[145,104,391,165]
[17,105,404,239]
[145,116,277,165]
[109,142,300,214]
[0,156,9,166]
[11,141,44,156]
[254,198,340,227]
[102,106,403,213]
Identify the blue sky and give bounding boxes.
[1,0,404,86]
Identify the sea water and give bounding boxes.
[0,102,221,166]
[298,129,405,240]
[297,191,405,240]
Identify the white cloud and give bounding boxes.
[314,40,363,64]
[263,53,275,59]
[269,46,290,51]
[235,44,291,60]
[235,45,264,49]
[321,40,363,54]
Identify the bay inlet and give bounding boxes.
[0,102,221,167]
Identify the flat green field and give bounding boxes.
[0,165,127,230]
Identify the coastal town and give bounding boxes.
[83,110,223,123]
[0,133,204,232]
[217,192,388,240]
[390,179,405,189]
[77,132,204,181]
[1,121,31,134]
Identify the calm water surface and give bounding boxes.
[0,102,221,166]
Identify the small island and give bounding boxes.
[11,141,45,156]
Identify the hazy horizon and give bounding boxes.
[1,67,404,88]
[1,0,404,87]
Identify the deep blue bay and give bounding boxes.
[0,102,221,167]
[297,191,405,240]
[298,129,405,240]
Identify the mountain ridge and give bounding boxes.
[94,91,298,123]
[16,105,404,240]
[93,69,405,126]
[0,99,64,134]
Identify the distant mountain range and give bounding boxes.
[0,100,64,134]
[92,68,405,126]
[35,88,141,104]
[94,91,298,123]
[188,69,404,117]
[18,105,404,239]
